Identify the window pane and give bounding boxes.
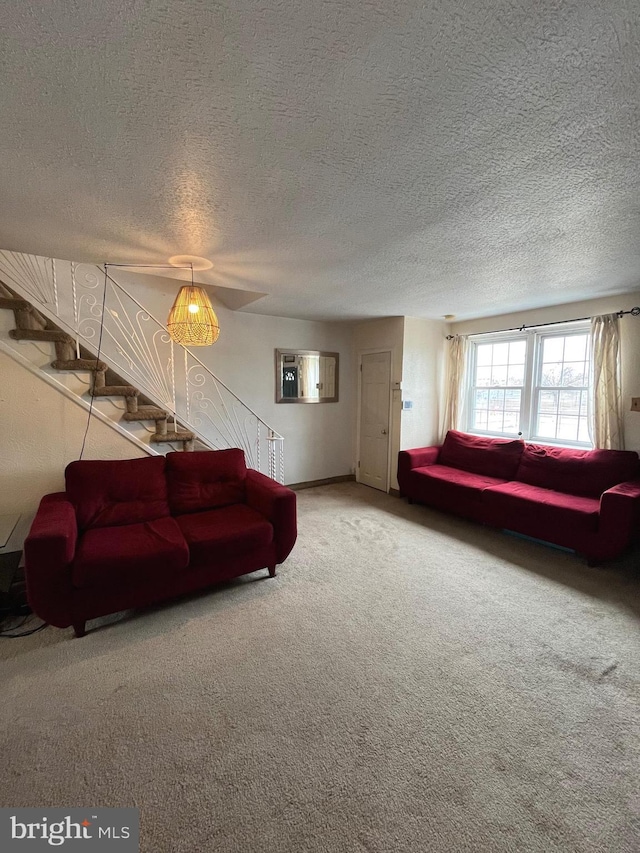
[487,389,505,432]
[578,418,591,443]
[493,342,509,365]
[561,362,587,386]
[508,340,526,364]
[475,389,489,408]
[541,363,563,386]
[490,365,508,387]
[473,410,488,429]
[559,390,581,415]
[564,334,588,361]
[506,364,524,386]
[580,392,588,415]
[503,412,519,432]
[542,337,564,362]
[505,389,521,411]
[539,390,558,413]
[477,344,492,366]
[488,411,504,430]
[557,416,579,441]
[489,389,505,408]
[537,414,558,438]
[476,366,492,387]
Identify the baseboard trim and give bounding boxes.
[389,487,400,497]
[288,474,355,491]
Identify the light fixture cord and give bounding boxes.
[79,265,108,460]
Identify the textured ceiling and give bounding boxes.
[1,0,639,321]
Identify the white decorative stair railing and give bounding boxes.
[0,251,284,482]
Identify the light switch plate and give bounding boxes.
[631,397,640,412]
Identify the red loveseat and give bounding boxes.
[398,430,640,563]
[24,449,297,636]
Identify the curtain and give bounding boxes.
[590,313,624,450]
[441,335,468,438]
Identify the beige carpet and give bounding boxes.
[1,483,639,853]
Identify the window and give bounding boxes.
[466,324,592,447]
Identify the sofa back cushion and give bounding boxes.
[65,456,170,531]
[516,444,639,497]
[438,430,524,480]
[166,449,247,515]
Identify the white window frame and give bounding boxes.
[465,322,592,448]
[465,331,529,441]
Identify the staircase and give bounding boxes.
[0,251,284,477]
[0,282,195,451]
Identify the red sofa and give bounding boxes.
[24,449,297,636]
[398,430,640,563]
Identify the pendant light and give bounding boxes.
[167,265,220,346]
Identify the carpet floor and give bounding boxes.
[1,483,639,852]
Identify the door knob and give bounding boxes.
[381,429,387,434]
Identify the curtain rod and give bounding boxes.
[445,306,640,340]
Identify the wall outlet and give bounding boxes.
[631,397,640,412]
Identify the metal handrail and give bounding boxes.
[100,264,283,434]
[0,250,284,481]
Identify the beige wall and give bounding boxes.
[0,349,146,515]
[450,291,640,453]
[401,317,446,451]
[91,271,357,486]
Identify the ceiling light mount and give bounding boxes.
[168,254,213,271]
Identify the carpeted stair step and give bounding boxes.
[92,385,139,398]
[0,287,49,329]
[121,407,169,422]
[1,287,197,453]
[150,430,194,444]
[10,328,75,344]
[0,297,32,311]
[52,358,108,371]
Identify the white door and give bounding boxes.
[359,351,391,491]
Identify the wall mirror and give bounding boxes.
[276,349,339,403]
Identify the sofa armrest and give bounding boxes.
[598,478,640,546]
[23,493,77,627]
[397,446,441,492]
[600,480,640,531]
[245,470,297,563]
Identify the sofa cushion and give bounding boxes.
[166,449,247,515]
[516,445,639,498]
[409,464,507,521]
[483,481,600,535]
[72,517,189,589]
[65,456,170,531]
[176,504,273,567]
[412,464,506,495]
[438,430,524,480]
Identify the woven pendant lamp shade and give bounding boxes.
[167,286,220,346]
